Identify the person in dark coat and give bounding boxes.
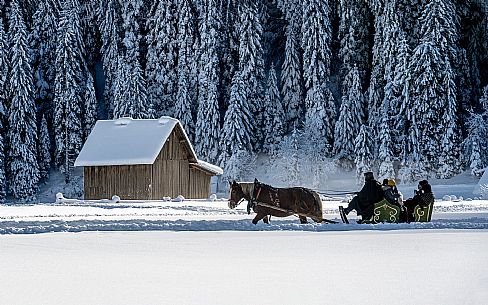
[404,180,435,222]
[344,172,384,221]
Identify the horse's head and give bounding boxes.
[228,180,246,209]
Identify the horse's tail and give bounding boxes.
[311,191,324,223]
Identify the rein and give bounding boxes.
[315,189,358,196]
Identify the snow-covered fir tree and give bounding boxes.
[392,30,410,157]
[7,0,39,199]
[396,0,422,45]
[221,149,256,183]
[408,40,444,173]
[287,125,301,185]
[218,0,238,111]
[0,129,5,201]
[367,6,386,130]
[0,17,9,202]
[404,0,460,175]
[464,86,488,177]
[334,65,364,168]
[112,55,149,119]
[281,25,303,129]
[262,63,285,154]
[113,0,149,119]
[418,0,459,67]
[481,86,488,110]
[145,0,178,116]
[219,71,254,167]
[468,137,484,177]
[237,0,265,149]
[354,125,374,185]
[437,58,462,178]
[457,48,473,118]
[338,0,370,87]
[464,113,488,177]
[273,123,301,186]
[277,0,303,38]
[0,16,7,118]
[195,0,221,164]
[197,0,220,109]
[81,0,99,70]
[0,17,6,201]
[381,1,404,154]
[38,115,51,182]
[301,0,335,151]
[377,103,396,181]
[174,0,197,140]
[29,0,58,120]
[84,73,97,140]
[54,0,85,183]
[99,0,122,117]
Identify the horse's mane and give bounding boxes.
[237,182,254,199]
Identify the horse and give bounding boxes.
[228,179,330,224]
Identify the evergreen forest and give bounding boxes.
[0,0,487,200]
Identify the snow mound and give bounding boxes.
[172,195,185,202]
[158,116,176,125]
[55,193,78,204]
[114,117,132,126]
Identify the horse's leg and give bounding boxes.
[252,212,267,224]
[263,215,269,224]
[299,216,308,224]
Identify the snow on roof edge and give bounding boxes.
[193,160,223,175]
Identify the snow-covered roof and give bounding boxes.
[74,117,222,175]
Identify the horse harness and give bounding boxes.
[247,183,281,215]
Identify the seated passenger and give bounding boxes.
[404,180,434,222]
[343,172,384,221]
[382,178,402,206]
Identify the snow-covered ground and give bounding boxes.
[1,197,488,233]
[1,197,488,305]
[1,230,487,305]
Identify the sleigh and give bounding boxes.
[361,199,402,224]
[344,199,434,224]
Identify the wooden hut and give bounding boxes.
[74,117,223,200]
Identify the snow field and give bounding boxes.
[0,230,487,305]
[1,198,488,304]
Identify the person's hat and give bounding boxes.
[364,172,374,181]
[419,180,429,186]
[422,184,432,193]
[387,179,396,187]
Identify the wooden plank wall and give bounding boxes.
[84,164,151,200]
[151,130,190,198]
[151,130,212,199]
[83,128,214,200]
[189,168,211,198]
